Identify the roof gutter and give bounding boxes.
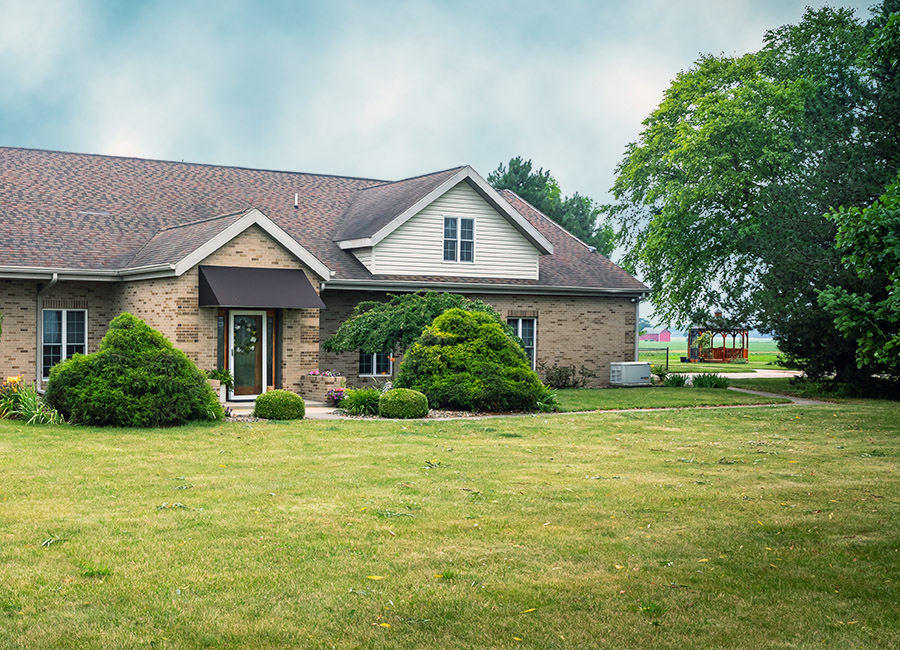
[322,279,650,298]
[0,264,178,282]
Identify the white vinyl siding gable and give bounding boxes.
[350,247,373,272]
[371,182,540,279]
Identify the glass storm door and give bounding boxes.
[229,311,267,399]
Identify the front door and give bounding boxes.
[229,311,267,399]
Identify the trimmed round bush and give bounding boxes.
[253,389,305,420]
[396,308,555,412]
[44,313,223,427]
[379,388,429,419]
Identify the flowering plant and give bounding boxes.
[326,386,346,405]
[308,369,342,377]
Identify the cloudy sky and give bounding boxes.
[0,1,873,232]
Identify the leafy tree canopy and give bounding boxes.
[607,2,900,381]
[322,291,505,355]
[488,156,616,257]
[819,172,900,376]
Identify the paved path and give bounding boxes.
[727,386,828,406]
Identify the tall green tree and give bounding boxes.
[488,157,616,256]
[819,172,900,376]
[322,291,504,355]
[608,3,900,381]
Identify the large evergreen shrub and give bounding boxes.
[396,308,556,412]
[44,313,223,427]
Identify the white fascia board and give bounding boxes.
[361,167,553,255]
[0,266,122,282]
[323,279,649,298]
[459,168,554,255]
[171,208,333,280]
[336,237,373,250]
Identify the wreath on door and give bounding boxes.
[233,321,259,355]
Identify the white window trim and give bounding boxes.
[41,308,88,379]
[442,216,475,264]
[359,351,393,377]
[508,317,537,370]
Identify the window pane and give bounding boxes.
[375,352,392,375]
[43,346,61,378]
[443,240,457,262]
[460,240,473,262]
[520,319,535,348]
[460,218,474,241]
[443,217,457,240]
[507,318,519,335]
[66,311,86,347]
[43,310,62,345]
[359,351,373,375]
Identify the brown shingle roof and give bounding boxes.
[0,146,646,293]
[333,166,465,242]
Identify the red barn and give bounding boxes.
[639,327,671,342]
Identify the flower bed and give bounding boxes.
[297,373,346,402]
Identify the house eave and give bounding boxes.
[322,278,650,298]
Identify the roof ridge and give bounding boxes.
[0,145,390,184]
[123,210,250,269]
[356,165,467,192]
[500,189,600,254]
[154,209,249,233]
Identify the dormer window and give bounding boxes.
[443,217,474,262]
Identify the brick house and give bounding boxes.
[0,147,648,399]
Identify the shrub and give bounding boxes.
[44,313,223,427]
[539,363,596,389]
[396,308,556,412]
[341,387,381,415]
[253,389,305,420]
[692,373,730,388]
[663,373,689,387]
[379,388,429,419]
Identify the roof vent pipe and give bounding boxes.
[294,193,299,209]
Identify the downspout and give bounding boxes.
[36,273,59,390]
[633,297,640,361]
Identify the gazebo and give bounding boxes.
[685,312,749,363]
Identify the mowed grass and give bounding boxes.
[2,402,899,649]
[640,337,787,373]
[556,387,791,412]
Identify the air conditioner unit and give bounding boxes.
[610,361,652,386]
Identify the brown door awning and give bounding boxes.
[198,265,326,309]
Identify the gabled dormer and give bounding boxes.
[333,166,553,280]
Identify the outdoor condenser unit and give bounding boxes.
[609,361,652,386]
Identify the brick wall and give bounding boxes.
[0,279,119,384]
[318,289,637,388]
[0,225,323,391]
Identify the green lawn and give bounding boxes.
[2,402,899,649]
[640,337,787,373]
[556,387,791,411]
